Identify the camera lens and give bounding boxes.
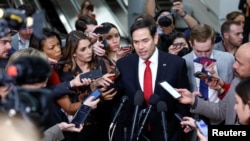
[158,16,172,27]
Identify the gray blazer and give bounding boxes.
[11,33,19,51]
[213,41,226,52]
[42,124,64,141]
[183,50,234,92]
[191,77,240,125]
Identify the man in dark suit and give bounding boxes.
[114,19,191,141]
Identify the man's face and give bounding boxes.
[19,28,33,40]
[0,34,11,59]
[132,27,158,60]
[191,39,213,58]
[224,24,243,47]
[233,46,250,78]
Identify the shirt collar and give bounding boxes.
[139,47,158,65]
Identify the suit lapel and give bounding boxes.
[155,51,168,92]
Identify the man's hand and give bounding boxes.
[176,88,201,105]
[58,122,83,132]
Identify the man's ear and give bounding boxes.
[153,33,159,45]
[223,33,229,39]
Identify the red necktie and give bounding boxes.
[144,60,152,104]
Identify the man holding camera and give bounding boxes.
[146,0,198,53]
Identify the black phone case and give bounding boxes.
[79,69,102,82]
[93,27,110,34]
[71,104,91,128]
[71,89,101,128]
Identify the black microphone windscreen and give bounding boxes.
[134,90,144,106]
[121,95,128,103]
[157,101,168,112]
[148,94,160,105]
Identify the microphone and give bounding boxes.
[136,94,160,141]
[130,90,144,141]
[109,95,128,129]
[157,101,168,141]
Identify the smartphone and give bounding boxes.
[79,69,102,82]
[195,120,208,138]
[83,88,102,103]
[193,71,219,82]
[174,113,192,131]
[109,67,120,81]
[71,104,91,128]
[159,81,182,99]
[93,27,110,34]
[193,57,216,66]
[120,45,132,50]
[172,42,184,46]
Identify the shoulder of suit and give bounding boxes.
[213,50,234,58]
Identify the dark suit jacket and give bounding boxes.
[114,50,191,141]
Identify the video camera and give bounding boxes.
[0,70,53,131]
[157,9,176,27]
[0,8,45,38]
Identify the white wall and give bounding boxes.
[184,0,239,33]
[200,0,240,20]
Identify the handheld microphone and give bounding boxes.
[136,94,160,141]
[110,95,128,129]
[157,101,168,141]
[130,90,144,141]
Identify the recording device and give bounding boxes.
[98,36,109,50]
[130,90,144,141]
[136,94,160,141]
[71,104,91,128]
[174,113,192,131]
[72,89,101,128]
[193,71,219,82]
[157,101,168,141]
[109,95,128,129]
[83,88,102,103]
[159,81,182,99]
[120,45,132,50]
[93,26,110,34]
[193,57,216,66]
[173,42,184,46]
[158,15,172,27]
[195,120,208,138]
[158,8,176,27]
[79,69,102,83]
[0,8,45,38]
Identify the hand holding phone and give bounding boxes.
[195,120,208,138]
[174,113,192,131]
[93,27,110,34]
[79,69,102,82]
[84,88,102,102]
[193,57,216,66]
[159,81,182,99]
[194,71,219,82]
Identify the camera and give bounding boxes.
[158,16,172,27]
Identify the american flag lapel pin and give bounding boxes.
[163,63,167,67]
